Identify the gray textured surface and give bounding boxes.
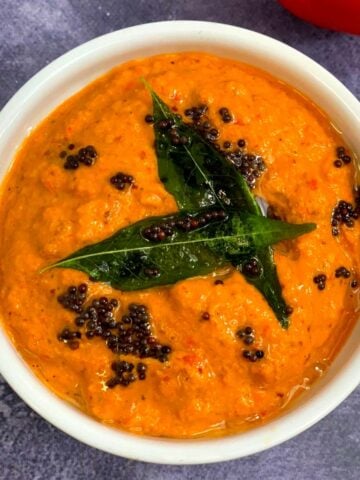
[0,1,359,478]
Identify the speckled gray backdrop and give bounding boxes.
[0,1,359,479]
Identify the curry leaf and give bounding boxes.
[43,85,317,331]
[150,87,258,214]
[149,87,303,328]
[46,211,315,293]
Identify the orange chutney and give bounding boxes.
[0,53,359,438]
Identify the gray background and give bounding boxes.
[0,1,359,479]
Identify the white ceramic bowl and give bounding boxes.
[0,21,359,465]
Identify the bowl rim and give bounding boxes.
[0,20,359,465]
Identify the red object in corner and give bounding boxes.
[279,0,360,35]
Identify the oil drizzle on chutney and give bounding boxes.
[1,52,359,439]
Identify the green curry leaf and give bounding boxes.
[149,86,306,328]
[46,210,315,294]
[43,84,317,331]
[150,87,258,214]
